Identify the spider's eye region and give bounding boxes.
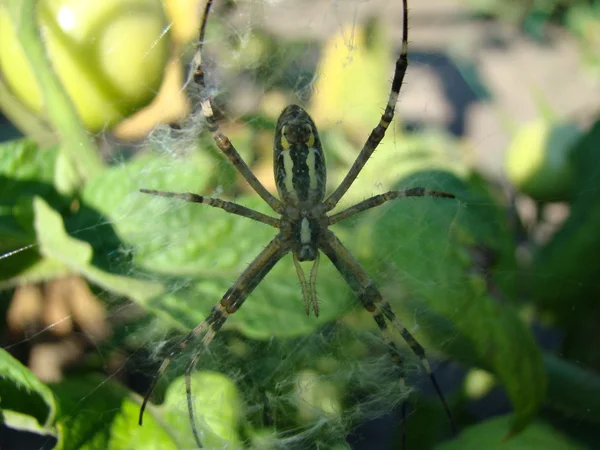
[280,124,315,149]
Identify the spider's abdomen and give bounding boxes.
[274,105,326,207]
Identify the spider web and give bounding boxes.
[130,2,452,446]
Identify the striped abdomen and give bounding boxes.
[273,105,326,207]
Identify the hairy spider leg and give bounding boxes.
[140,189,280,228]
[319,230,457,435]
[139,235,289,442]
[190,0,284,214]
[323,0,410,212]
[329,188,455,225]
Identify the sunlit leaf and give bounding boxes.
[0,348,56,429]
[52,375,179,450]
[32,196,164,304]
[163,371,243,449]
[0,139,62,280]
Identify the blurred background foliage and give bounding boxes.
[0,0,599,449]
[467,0,600,71]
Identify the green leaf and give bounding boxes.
[163,371,243,449]
[1,409,57,439]
[436,415,585,450]
[505,119,581,202]
[0,139,57,185]
[531,119,600,312]
[4,0,103,189]
[0,139,62,248]
[0,139,67,285]
[544,352,600,424]
[52,375,179,450]
[0,348,56,428]
[80,151,217,257]
[108,399,179,450]
[371,171,545,436]
[34,196,93,265]
[32,196,164,304]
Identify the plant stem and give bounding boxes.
[8,0,103,191]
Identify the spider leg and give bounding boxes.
[188,1,284,214]
[197,99,285,213]
[319,230,456,438]
[378,301,457,433]
[328,188,455,225]
[324,0,409,212]
[182,0,212,90]
[140,189,280,228]
[185,352,203,447]
[139,234,290,442]
[139,319,210,426]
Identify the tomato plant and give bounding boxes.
[0,0,170,132]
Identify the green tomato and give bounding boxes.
[505,119,582,202]
[0,0,170,132]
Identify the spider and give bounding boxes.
[139,0,456,447]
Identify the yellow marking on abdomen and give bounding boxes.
[281,150,297,201]
[306,148,319,192]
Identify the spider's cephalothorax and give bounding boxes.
[139,0,456,448]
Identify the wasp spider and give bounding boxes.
[139,0,456,446]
